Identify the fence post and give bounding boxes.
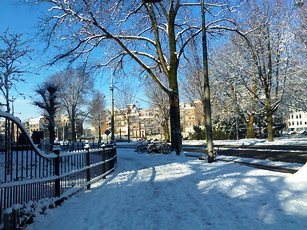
[53,145,61,197]
[113,144,117,167]
[101,143,106,178]
[84,142,91,190]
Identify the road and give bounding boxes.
[183,144,307,173]
[216,147,307,164]
[117,143,307,164]
[183,144,307,164]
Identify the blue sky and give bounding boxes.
[1,0,213,121]
[0,0,60,120]
[0,0,117,121]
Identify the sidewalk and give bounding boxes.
[28,149,307,230]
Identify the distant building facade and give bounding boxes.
[106,104,161,141]
[23,115,84,142]
[24,116,48,138]
[287,111,307,133]
[180,100,203,138]
[105,100,204,140]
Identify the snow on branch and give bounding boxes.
[115,35,156,46]
[178,28,202,58]
[117,3,144,25]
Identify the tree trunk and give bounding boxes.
[49,89,56,145]
[71,117,77,142]
[246,114,255,138]
[266,97,274,142]
[6,119,12,175]
[169,92,182,155]
[166,4,182,155]
[49,124,56,145]
[163,121,170,142]
[128,120,131,143]
[5,86,10,114]
[266,109,274,142]
[98,124,101,142]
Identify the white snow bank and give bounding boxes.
[285,162,307,184]
[183,136,307,146]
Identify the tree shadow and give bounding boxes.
[31,149,307,230]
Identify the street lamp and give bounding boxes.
[199,0,214,162]
[110,69,115,143]
[63,120,70,142]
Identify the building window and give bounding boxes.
[299,114,302,119]
[300,121,302,125]
[292,121,294,125]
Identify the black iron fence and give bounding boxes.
[57,140,105,152]
[0,112,117,228]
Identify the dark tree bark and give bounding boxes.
[169,92,182,155]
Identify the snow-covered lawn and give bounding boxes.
[28,149,307,230]
[183,136,307,146]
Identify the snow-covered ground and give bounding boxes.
[28,148,307,230]
[183,136,307,146]
[115,136,307,147]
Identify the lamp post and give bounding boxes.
[110,69,115,143]
[199,0,214,162]
[62,122,65,141]
[63,120,70,142]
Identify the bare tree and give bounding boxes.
[33,81,60,145]
[115,83,138,142]
[210,43,263,139]
[144,78,170,141]
[88,90,106,142]
[0,30,32,113]
[29,0,244,155]
[231,0,299,141]
[283,3,307,112]
[51,68,94,142]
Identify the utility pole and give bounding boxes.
[110,69,115,142]
[200,0,214,163]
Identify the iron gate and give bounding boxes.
[0,111,117,228]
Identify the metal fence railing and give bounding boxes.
[0,112,117,228]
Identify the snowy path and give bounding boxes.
[28,149,307,230]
